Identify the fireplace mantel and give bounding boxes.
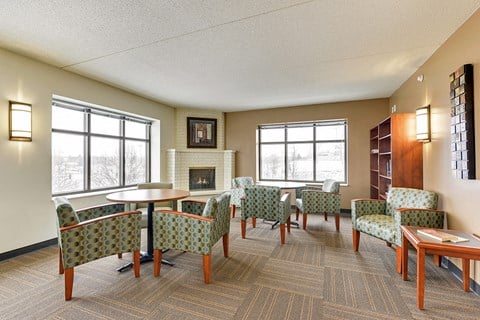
[166,149,235,195]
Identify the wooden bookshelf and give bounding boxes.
[369,113,423,199]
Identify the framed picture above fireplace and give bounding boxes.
[187,117,217,148]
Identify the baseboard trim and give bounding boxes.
[442,257,480,296]
[0,238,57,262]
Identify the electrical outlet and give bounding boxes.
[391,104,397,113]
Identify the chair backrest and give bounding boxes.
[76,203,126,221]
[322,179,340,193]
[53,197,79,227]
[232,176,254,188]
[201,197,218,218]
[242,185,281,221]
[386,187,438,216]
[137,182,173,208]
[215,192,232,220]
[230,177,254,207]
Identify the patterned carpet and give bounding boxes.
[1,214,479,319]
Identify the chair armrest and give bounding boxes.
[153,209,213,222]
[181,200,206,215]
[76,202,126,221]
[393,208,445,228]
[351,199,386,226]
[152,210,214,255]
[278,193,291,223]
[393,208,445,247]
[60,210,141,231]
[59,211,142,269]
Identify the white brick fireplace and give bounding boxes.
[166,149,235,195]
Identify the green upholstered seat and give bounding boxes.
[152,192,231,284]
[53,197,142,300]
[351,187,445,273]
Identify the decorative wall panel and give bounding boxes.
[450,64,475,179]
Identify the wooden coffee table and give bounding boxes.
[401,226,480,309]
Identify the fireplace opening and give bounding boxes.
[189,168,215,191]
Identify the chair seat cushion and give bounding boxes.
[356,214,397,244]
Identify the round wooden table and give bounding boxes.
[106,189,190,269]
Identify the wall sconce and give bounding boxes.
[416,105,431,142]
[9,100,32,141]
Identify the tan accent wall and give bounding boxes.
[390,9,480,282]
[225,99,390,208]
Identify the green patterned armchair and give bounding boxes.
[295,179,341,231]
[230,176,254,218]
[351,187,445,273]
[241,185,292,244]
[152,192,231,284]
[53,197,142,300]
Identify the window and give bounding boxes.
[258,120,347,183]
[52,97,151,195]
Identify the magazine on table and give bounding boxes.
[417,228,469,243]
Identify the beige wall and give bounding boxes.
[225,99,390,208]
[390,10,480,282]
[0,48,175,254]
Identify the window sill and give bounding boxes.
[52,186,136,200]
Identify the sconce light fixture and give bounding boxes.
[416,105,431,142]
[9,100,32,141]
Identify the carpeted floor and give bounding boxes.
[1,213,479,319]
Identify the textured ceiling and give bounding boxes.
[1,0,479,112]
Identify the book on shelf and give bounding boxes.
[417,228,468,243]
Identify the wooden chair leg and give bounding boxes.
[280,223,286,244]
[133,250,140,278]
[118,253,123,259]
[153,249,162,277]
[352,229,360,251]
[58,248,64,275]
[462,258,470,291]
[287,216,291,233]
[433,255,442,267]
[203,255,211,284]
[334,213,340,232]
[302,213,307,230]
[64,267,74,301]
[324,212,328,221]
[241,220,246,239]
[396,246,402,273]
[295,207,300,220]
[252,217,256,228]
[230,205,236,218]
[222,233,229,257]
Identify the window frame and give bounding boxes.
[51,97,152,196]
[257,120,347,184]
